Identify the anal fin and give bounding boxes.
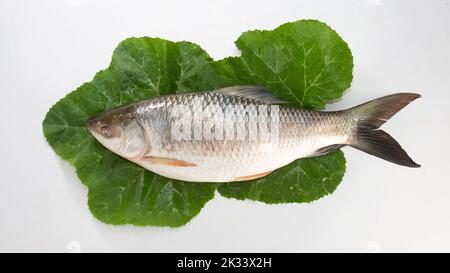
[310,144,345,157]
[233,170,273,182]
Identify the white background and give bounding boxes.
[1,0,449,252]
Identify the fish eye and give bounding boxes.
[101,125,112,138]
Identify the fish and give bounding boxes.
[86,86,420,182]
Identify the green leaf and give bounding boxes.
[189,20,353,109]
[212,20,353,202]
[43,38,217,227]
[43,20,353,226]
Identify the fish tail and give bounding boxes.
[348,93,421,167]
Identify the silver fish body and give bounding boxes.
[87,86,420,182]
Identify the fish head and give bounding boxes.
[86,105,146,159]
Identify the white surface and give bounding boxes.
[1,0,449,253]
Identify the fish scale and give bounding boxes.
[131,91,353,182]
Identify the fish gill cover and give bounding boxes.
[42,20,353,227]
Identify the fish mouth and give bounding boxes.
[86,115,112,138]
[86,117,101,135]
[86,118,96,131]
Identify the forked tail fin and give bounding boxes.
[349,93,421,167]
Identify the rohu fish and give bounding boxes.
[87,86,420,182]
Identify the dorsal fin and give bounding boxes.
[215,85,288,104]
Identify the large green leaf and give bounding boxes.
[44,39,217,227]
[43,20,353,226]
[213,20,352,202]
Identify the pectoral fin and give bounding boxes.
[143,156,197,167]
[233,170,273,182]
